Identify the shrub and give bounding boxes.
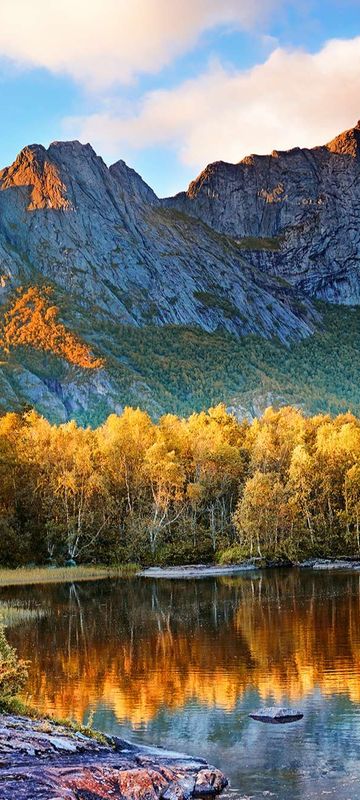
[0,625,28,702]
[217,545,250,564]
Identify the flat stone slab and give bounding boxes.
[312,559,360,570]
[0,714,228,799]
[139,563,258,579]
[298,558,360,570]
[249,707,304,724]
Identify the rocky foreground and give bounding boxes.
[0,714,228,800]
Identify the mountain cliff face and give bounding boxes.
[0,140,316,340]
[167,121,360,304]
[0,122,359,423]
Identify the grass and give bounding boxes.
[236,235,281,251]
[0,696,109,745]
[0,563,140,587]
[193,290,239,319]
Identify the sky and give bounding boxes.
[0,1,360,196]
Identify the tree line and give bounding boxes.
[1,404,360,567]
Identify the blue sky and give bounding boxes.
[0,1,360,196]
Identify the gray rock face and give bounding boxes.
[0,139,316,341]
[166,121,360,304]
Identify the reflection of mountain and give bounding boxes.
[4,571,360,725]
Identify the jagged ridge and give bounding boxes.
[165,119,360,304]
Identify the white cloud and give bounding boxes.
[0,0,281,88]
[67,35,360,181]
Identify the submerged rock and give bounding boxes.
[0,714,228,799]
[249,707,304,724]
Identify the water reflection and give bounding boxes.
[3,569,360,799]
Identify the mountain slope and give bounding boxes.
[0,125,359,422]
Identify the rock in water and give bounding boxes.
[249,707,303,724]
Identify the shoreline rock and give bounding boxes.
[297,558,360,570]
[139,563,258,579]
[0,714,228,800]
[139,557,360,579]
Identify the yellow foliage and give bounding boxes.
[0,286,104,369]
[0,402,360,565]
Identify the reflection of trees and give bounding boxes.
[67,583,87,661]
[4,571,360,724]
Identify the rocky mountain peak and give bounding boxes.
[186,162,226,199]
[164,119,360,305]
[48,139,95,154]
[110,159,158,205]
[47,140,104,170]
[0,144,72,211]
[326,120,360,157]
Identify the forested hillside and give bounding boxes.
[1,403,360,567]
[89,303,360,420]
[1,300,359,425]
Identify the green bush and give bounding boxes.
[0,517,31,567]
[155,533,215,566]
[217,545,250,564]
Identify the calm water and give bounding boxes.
[3,569,360,799]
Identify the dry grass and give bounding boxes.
[0,564,139,587]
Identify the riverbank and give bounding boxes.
[0,564,139,587]
[139,558,360,579]
[0,713,227,800]
[1,557,360,588]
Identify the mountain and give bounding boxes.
[0,123,360,423]
[166,121,360,304]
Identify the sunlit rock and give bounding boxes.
[0,714,228,800]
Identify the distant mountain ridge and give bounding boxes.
[0,122,359,422]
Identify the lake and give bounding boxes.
[2,568,360,799]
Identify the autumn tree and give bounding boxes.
[233,470,288,557]
[0,286,104,369]
[1,403,360,566]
